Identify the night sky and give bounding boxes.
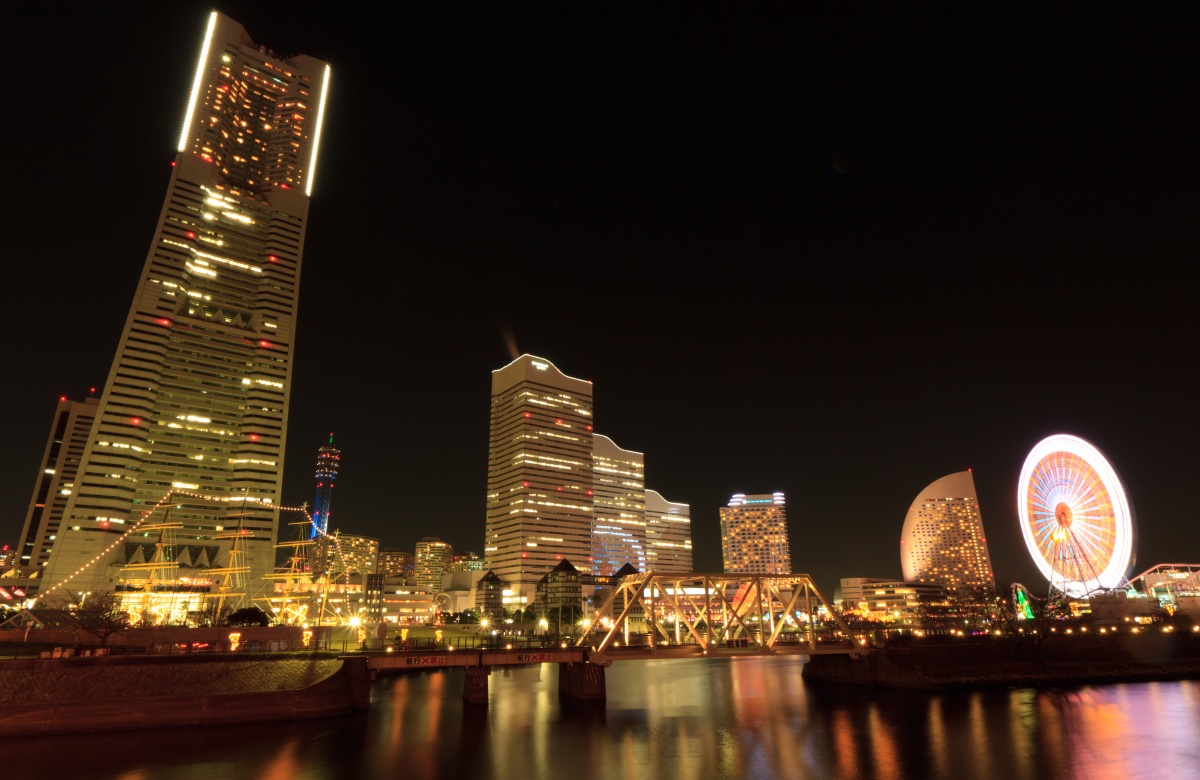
[6,3,1199,598]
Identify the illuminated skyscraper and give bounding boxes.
[719,492,792,574]
[415,537,454,592]
[644,489,693,572]
[16,396,100,578]
[311,435,340,539]
[378,548,414,578]
[312,531,378,578]
[40,12,330,597]
[486,355,594,598]
[591,434,646,576]
[900,470,995,592]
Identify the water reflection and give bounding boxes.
[3,658,1198,780]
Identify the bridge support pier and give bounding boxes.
[558,661,606,701]
[463,665,491,705]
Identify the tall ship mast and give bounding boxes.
[204,496,256,619]
[115,510,190,624]
[257,514,316,625]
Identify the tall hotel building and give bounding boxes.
[719,492,792,575]
[486,355,594,599]
[644,489,693,572]
[591,434,647,576]
[40,12,330,597]
[16,397,101,578]
[900,470,995,592]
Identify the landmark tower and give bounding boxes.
[41,12,330,597]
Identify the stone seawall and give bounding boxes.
[0,653,371,737]
[803,634,1200,690]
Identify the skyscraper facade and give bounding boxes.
[719,492,792,575]
[485,355,594,599]
[591,434,647,576]
[16,396,100,578]
[415,537,453,592]
[311,435,340,539]
[40,12,330,597]
[312,532,378,579]
[900,470,995,592]
[644,489,693,572]
[377,548,414,579]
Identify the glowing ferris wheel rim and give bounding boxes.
[1017,434,1135,599]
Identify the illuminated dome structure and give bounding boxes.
[1017,434,1136,599]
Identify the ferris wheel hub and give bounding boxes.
[1054,502,1074,528]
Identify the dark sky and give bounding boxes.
[6,2,1199,598]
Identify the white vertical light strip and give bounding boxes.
[178,11,219,152]
[305,65,332,197]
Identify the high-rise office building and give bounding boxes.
[40,12,330,598]
[16,396,100,578]
[900,470,995,592]
[311,435,340,539]
[415,537,453,592]
[312,532,378,579]
[485,355,594,598]
[378,548,414,579]
[719,492,792,575]
[644,489,693,572]
[591,434,647,576]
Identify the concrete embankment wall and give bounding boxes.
[803,634,1200,690]
[0,653,370,737]
[0,624,327,653]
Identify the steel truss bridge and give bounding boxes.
[578,571,866,662]
[367,572,864,705]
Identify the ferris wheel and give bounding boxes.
[1017,434,1136,599]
